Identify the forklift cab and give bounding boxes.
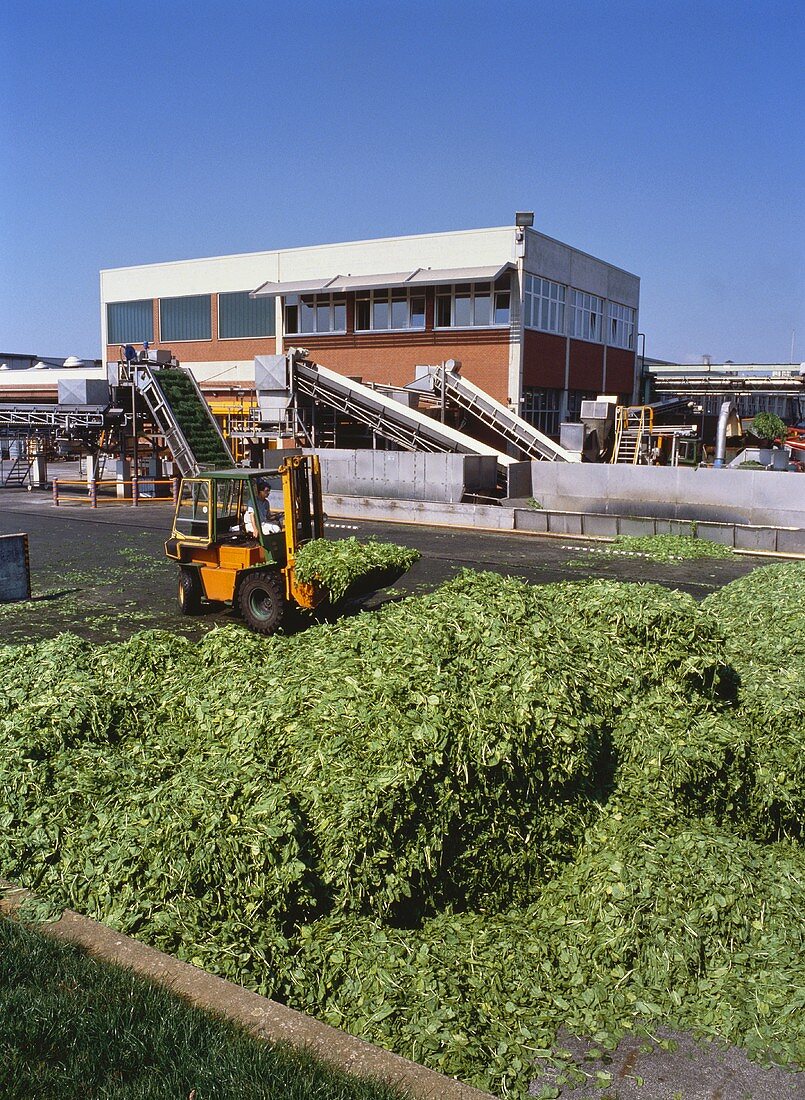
[165,454,326,633]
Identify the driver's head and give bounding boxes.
[255,478,270,497]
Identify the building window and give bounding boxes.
[569,289,604,343]
[565,389,597,422]
[523,387,562,436]
[107,300,154,345]
[524,275,565,335]
[284,294,346,335]
[354,289,426,332]
[160,295,212,342]
[219,291,275,339]
[608,302,636,350]
[434,278,510,328]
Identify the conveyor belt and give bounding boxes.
[0,404,111,430]
[414,364,573,462]
[133,364,234,476]
[291,357,517,476]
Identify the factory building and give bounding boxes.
[99,218,640,437]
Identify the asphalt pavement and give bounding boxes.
[0,490,764,644]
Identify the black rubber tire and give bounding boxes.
[237,570,285,635]
[178,568,202,615]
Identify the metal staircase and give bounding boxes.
[612,406,653,464]
[290,356,518,477]
[412,363,574,463]
[1,453,34,487]
[133,364,234,476]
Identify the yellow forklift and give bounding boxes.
[164,454,326,634]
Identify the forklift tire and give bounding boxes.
[178,568,202,615]
[238,571,285,635]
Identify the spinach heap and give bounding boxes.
[1,564,804,1097]
[608,534,734,560]
[293,537,420,601]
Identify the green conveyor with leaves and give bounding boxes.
[138,365,234,475]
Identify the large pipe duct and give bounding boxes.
[713,400,741,468]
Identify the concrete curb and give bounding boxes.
[0,884,493,1100]
[322,494,805,557]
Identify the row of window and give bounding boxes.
[524,275,636,349]
[284,281,511,335]
[107,292,276,345]
[108,278,634,347]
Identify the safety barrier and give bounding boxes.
[52,478,180,508]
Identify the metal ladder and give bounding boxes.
[612,406,653,464]
[134,364,234,476]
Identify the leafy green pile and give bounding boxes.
[293,537,421,601]
[156,368,231,467]
[609,534,734,560]
[748,411,787,443]
[1,566,804,1096]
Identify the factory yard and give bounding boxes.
[0,493,763,644]
[2,491,805,1100]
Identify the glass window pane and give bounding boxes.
[219,291,275,339]
[315,301,330,332]
[410,296,425,328]
[472,293,490,326]
[454,292,471,327]
[160,295,211,342]
[355,297,370,330]
[175,480,210,538]
[299,296,315,333]
[391,298,408,328]
[333,300,346,331]
[373,297,389,329]
[436,295,451,327]
[494,291,510,325]
[285,303,298,333]
[107,299,153,344]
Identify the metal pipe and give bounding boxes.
[713,400,738,468]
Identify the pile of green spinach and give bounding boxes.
[1,563,803,1096]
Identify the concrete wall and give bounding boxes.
[531,463,805,529]
[318,495,805,553]
[314,449,498,503]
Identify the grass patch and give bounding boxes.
[0,914,409,1100]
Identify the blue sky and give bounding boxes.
[2,0,803,363]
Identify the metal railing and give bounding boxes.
[52,477,180,508]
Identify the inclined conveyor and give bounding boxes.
[131,362,234,476]
[408,363,573,462]
[289,355,519,478]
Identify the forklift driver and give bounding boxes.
[243,478,282,537]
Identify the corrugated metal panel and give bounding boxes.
[219,291,275,338]
[251,263,514,298]
[107,300,154,344]
[160,295,211,342]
